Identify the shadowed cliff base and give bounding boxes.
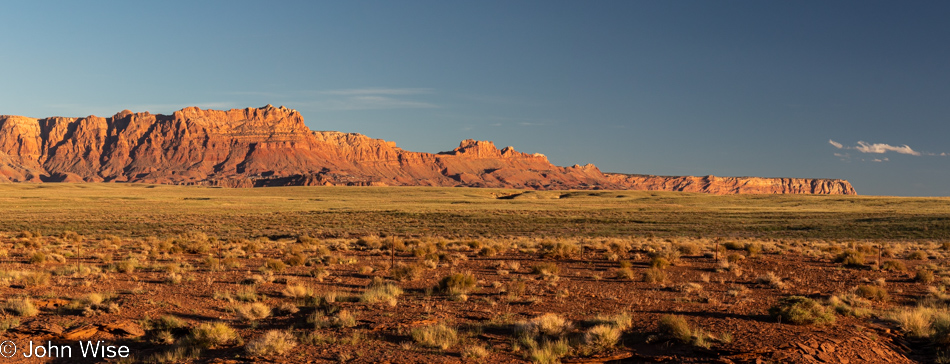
[0,105,855,194]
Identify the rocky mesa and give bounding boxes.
[0,105,856,194]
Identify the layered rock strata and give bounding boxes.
[0,106,856,194]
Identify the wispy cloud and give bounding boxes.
[829,139,923,156]
[854,141,920,156]
[828,139,950,162]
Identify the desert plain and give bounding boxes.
[0,184,946,363]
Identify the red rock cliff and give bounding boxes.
[0,106,856,194]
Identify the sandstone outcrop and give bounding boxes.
[0,105,856,194]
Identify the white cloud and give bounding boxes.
[854,141,920,156]
[830,139,923,157]
[871,157,889,162]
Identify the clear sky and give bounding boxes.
[2,1,949,196]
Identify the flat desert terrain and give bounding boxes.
[0,184,948,363]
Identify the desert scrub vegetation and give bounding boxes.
[642,267,667,283]
[281,282,314,299]
[583,324,621,351]
[755,271,787,289]
[769,296,835,325]
[245,330,297,356]
[615,266,636,280]
[916,269,936,284]
[185,322,241,349]
[531,262,560,277]
[460,343,491,359]
[656,315,718,349]
[234,302,271,321]
[438,272,477,296]
[360,279,403,307]
[540,239,579,259]
[589,312,633,331]
[4,187,950,362]
[411,323,458,350]
[3,298,38,317]
[835,249,866,268]
[513,314,574,364]
[828,293,874,318]
[309,309,357,329]
[888,304,950,342]
[657,315,692,343]
[517,313,573,338]
[881,260,906,271]
[854,285,889,301]
[391,262,424,281]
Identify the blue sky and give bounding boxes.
[2,1,949,196]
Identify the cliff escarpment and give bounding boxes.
[0,106,856,194]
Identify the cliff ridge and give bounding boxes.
[0,106,856,194]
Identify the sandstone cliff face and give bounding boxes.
[604,174,856,195]
[0,106,856,194]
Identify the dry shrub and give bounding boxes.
[246,330,297,356]
[828,294,873,317]
[283,253,308,267]
[540,240,579,259]
[855,285,889,301]
[649,256,670,269]
[4,298,38,317]
[616,267,635,280]
[584,324,621,350]
[438,272,477,295]
[768,296,835,325]
[916,269,935,284]
[527,339,570,364]
[643,268,666,283]
[591,312,633,331]
[262,259,286,272]
[391,263,423,281]
[309,309,357,328]
[187,322,239,349]
[835,250,865,267]
[756,272,786,289]
[745,243,763,257]
[532,262,560,277]
[461,344,490,359]
[888,306,944,338]
[658,315,691,342]
[723,241,745,250]
[411,323,458,350]
[675,242,701,256]
[518,313,573,338]
[360,282,403,307]
[881,260,906,271]
[281,283,313,298]
[235,302,271,321]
